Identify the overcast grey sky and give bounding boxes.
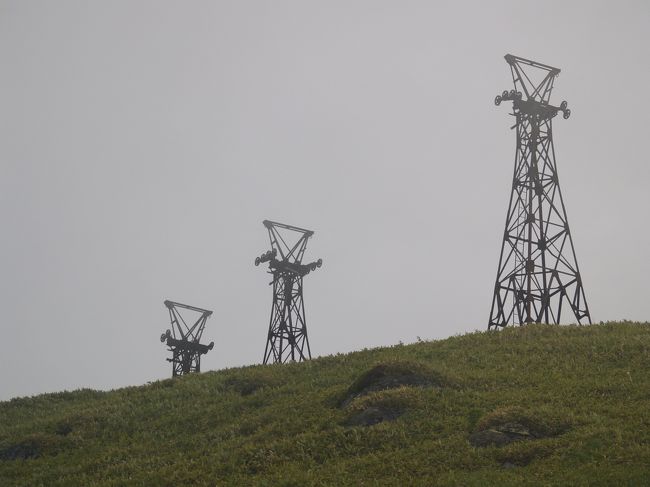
[1,1,649,401]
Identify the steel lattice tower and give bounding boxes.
[488,54,591,329]
[160,300,214,377]
[255,220,322,364]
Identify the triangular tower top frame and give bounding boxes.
[163,300,212,345]
[505,54,560,104]
[262,220,314,265]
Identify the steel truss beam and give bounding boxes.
[488,54,591,329]
[255,220,322,364]
[160,300,214,377]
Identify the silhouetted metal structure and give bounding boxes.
[488,54,591,329]
[160,300,214,377]
[255,220,322,364]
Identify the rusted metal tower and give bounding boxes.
[255,220,322,364]
[488,54,591,329]
[160,300,214,376]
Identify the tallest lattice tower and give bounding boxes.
[488,54,591,329]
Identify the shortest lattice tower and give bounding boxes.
[160,300,214,377]
[488,54,591,329]
[255,220,323,364]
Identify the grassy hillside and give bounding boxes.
[2,322,650,486]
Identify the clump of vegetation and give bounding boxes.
[494,440,560,468]
[340,360,451,407]
[0,433,71,460]
[343,386,424,427]
[469,405,570,447]
[223,367,283,396]
[1,321,650,485]
[53,412,102,440]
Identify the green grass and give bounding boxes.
[2,322,650,486]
